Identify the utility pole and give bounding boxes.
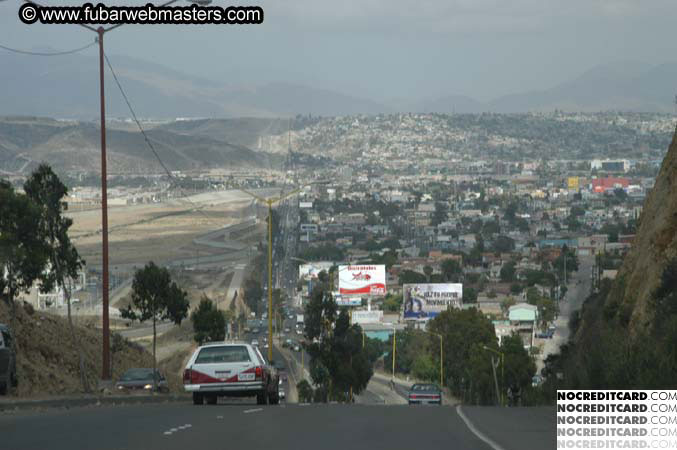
[97,26,110,381]
[25,0,216,383]
[490,356,500,407]
[392,327,396,380]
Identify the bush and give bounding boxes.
[297,379,313,403]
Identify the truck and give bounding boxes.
[296,314,304,326]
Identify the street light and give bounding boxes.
[482,345,505,406]
[238,187,302,362]
[24,0,212,381]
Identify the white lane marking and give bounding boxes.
[456,406,506,450]
[163,424,192,436]
[216,415,224,419]
[243,408,263,414]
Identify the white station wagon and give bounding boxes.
[183,342,280,405]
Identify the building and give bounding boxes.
[508,303,538,349]
[591,159,630,173]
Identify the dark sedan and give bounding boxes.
[115,368,169,393]
[408,383,442,405]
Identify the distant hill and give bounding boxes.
[2,50,675,118]
[0,116,276,174]
[0,52,391,119]
[415,61,677,113]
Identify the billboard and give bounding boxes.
[338,265,386,296]
[351,310,383,325]
[567,177,579,191]
[403,284,462,320]
[299,262,334,280]
[334,293,361,307]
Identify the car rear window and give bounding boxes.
[412,384,439,391]
[195,346,251,364]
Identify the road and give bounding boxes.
[537,255,594,370]
[0,402,554,450]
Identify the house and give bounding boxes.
[508,303,538,349]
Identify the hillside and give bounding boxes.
[552,125,677,389]
[0,52,390,119]
[0,301,153,396]
[0,116,276,175]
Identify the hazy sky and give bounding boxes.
[1,0,676,102]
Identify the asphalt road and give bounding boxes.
[0,402,553,450]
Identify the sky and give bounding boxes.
[1,0,676,103]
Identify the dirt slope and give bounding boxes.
[0,301,153,397]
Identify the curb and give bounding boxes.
[0,394,191,412]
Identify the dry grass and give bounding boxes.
[0,301,153,397]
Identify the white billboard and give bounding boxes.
[298,262,334,280]
[334,293,361,307]
[403,283,462,320]
[338,265,386,296]
[351,310,383,325]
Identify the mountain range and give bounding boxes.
[1,50,676,117]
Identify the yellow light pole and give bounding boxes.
[239,187,301,362]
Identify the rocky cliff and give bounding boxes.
[602,125,677,332]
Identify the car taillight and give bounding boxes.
[183,369,191,384]
[255,366,263,380]
[409,394,418,399]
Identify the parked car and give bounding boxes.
[251,339,259,347]
[115,368,169,393]
[0,324,17,396]
[183,342,280,405]
[408,383,442,405]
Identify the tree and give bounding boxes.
[304,287,372,402]
[120,262,189,391]
[441,258,462,282]
[24,165,89,392]
[398,270,427,285]
[423,265,433,282]
[243,277,263,316]
[297,379,314,403]
[383,293,403,312]
[427,308,498,405]
[431,201,449,226]
[500,261,516,282]
[500,334,536,400]
[191,296,226,345]
[462,287,478,304]
[0,181,50,311]
[482,219,501,236]
[492,235,515,253]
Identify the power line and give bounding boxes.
[103,52,227,227]
[103,52,175,179]
[0,41,96,56]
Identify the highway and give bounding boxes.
[0,401,554,450]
